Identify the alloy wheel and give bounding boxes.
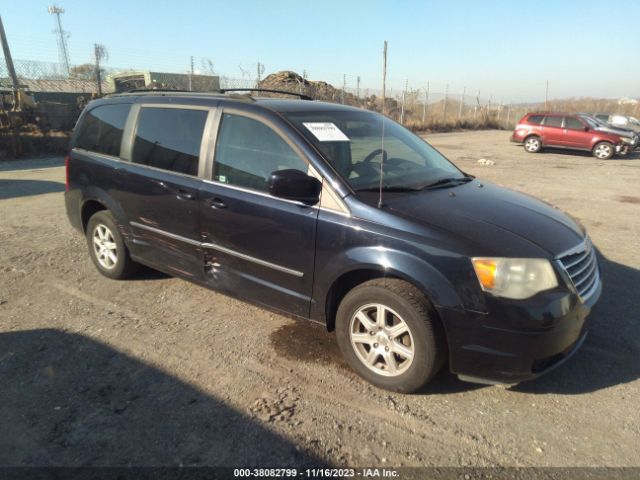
[594,144,612,159]
[349,303,415,377]
[92,224,118,269]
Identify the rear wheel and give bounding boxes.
[592,141,614,159]
[335,279,444,392]
[523,135,542,153]
[86,210,139,279]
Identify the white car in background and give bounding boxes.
[594,113,640,134]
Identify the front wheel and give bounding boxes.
[335,279,444,392]
[86,210,139,279]
[592,141,614,159]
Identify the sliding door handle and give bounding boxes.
[206,198,227,209]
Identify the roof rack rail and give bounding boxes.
[125,88,193,93]
[219,88,313,101]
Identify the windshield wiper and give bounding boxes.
[420,176,473,190]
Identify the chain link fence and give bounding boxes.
[2,55,639,158]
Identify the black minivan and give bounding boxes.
[65,91,601,392]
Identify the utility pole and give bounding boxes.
[400,79,408,125]
[422,82,429,123]
[48,5,71,76]
[458,85,466,120]
[189,55,194,91]
[302,69,307,96]
[256,61,264,86]
[443,83,449,122]
[341,74,346,104]
[356,75,360,98]
[382,41,387,116]
[93,43,107,97]
[545,80,549,110]
[474,89,480,120]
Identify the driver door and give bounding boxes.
[199,110,319,317]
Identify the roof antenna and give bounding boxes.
[378,40,388,209]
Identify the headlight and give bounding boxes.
[471,258,558,300]
[620,136,633,144]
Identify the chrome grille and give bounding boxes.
[557,238,600,302]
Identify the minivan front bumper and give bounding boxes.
[438,282,601,384]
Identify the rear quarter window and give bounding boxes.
[526,115,544,125]
[75,104,131,156]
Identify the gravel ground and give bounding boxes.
[0,130,638,469]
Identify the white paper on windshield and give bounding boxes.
[303,122,350,142]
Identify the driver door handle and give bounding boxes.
[176,189,195,200]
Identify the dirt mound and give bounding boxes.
[258,71,395,114]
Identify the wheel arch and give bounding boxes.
[524,133,542,146]
[81,199,108,232]
[79,187,130,235]
[319,251,464,332]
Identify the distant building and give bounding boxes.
[617,97,639,106]
[107,70,220,93]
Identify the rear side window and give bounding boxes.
[526,115,544,125]
[75,104,131,156]
[132,107,208,176]
[214,113,307,192]
[564,117,584,130]
[543,116,563,128]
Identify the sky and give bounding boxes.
[2,0,639,102]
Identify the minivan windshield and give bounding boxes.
[283,110,464,191]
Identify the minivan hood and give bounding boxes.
[379,180,585,257]
[594,124,636,139]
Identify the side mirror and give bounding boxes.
[584,126,589,131]
[268,169,322,205]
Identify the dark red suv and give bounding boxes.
[511,112,625,159]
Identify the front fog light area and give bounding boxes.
[472,257,559,300]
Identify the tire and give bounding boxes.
[592,141,614,160]
[86,210,139,279]
[335,278,445,393]
[523,135,542,153]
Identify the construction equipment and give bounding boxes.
[0,14,37,127]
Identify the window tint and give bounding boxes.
[132,107,207,176]
[214,113,307,192]
[527,115,544,125]
[75,104,131,156]
[543,116,563,128]
[564,117,584,130]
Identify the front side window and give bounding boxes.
[75,103,131,156]
[214,113,308,192]
[283,110,463,191]
[543,116,563,128]
[564,117,584,130]
[132,107,208,176]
